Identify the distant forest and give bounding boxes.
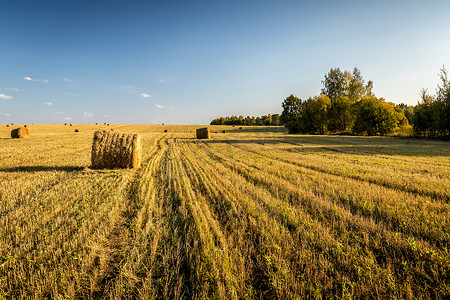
[211,66,450,137]
[210,114,282,126]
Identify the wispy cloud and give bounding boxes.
[24,76,49,83]
[44,102,53,106]
[63,78,73,82]
[53,112,64,115]
[83,112,95,118]
[64,117,73,120]
[5,88,19,91]
[156,104,164,109]
[65,92,77,96]
[3,113,12,117]
[140,93,152,98]
[104,114,110,118]
[0,94,13,100]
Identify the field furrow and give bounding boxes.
[223,137,450,201]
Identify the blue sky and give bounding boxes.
[1,0,449,124]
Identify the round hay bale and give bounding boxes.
[239,127,243,129]
[107,124,110,126]
[91,130,141,169]
[164,129,168,133]
[75,129,79,132]
[11,123,14,125]
[24,125,27,127]
[70,124,72,126]
[222,130,225,133]
[95,122,98,125]
[6,125,9,127]
[11,127,30,138]
[64,123,67,125]
[196,127,210,139]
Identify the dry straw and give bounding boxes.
[196,127,210,139]
[91,130,141,169]
[11,127,30,138]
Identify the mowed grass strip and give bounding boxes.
[224,135,450,201]
[188,138,448,298]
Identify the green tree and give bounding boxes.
[321,68,351,100]
[327,96,355,132]
[353,97,397,136]
[413,89,442,136]
[436,66,450,134]
[299,94,331,134]
[272,114,281,125]
[348,67,366,102]
[281,94,302,133]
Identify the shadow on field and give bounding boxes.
[214,126,287,134]
[188,135,450,157]
[0,166,84,173]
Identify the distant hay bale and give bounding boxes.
[11,123,14,125]
[6,125,9,127]
[11,127,30,138]
[196,127,210,139]
[91,130,141,169]
[164,129,168,133]
[95,122,98,125]
[107,124,110,126]
[64,123,67,125]
[70,124,72,126]
[75,129,79,132]
[239,127,243,129]
[24,125,27,127]
[222,130,226,133]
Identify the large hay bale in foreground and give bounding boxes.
[91,130,141,169]
[196,127,210,139]
[11,127,30,138]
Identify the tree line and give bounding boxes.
[281,66,449,136]
[210,114,281,126]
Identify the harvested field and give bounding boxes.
[0,124,449,299]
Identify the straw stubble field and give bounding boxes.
[0,124,449,299]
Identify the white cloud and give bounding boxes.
[0,94,13,100]
[64,117,73,120]
[53,112,64,115]
[44,102,53,106]
[156,104,164,109]
[140,93,152,98]
[63,78,73,82]
[104,114,110,118]
[65,92,77,96]
[24,76,49,83]
[83,112,95,118]
[3,113,12,117]
[5,88,19,91]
